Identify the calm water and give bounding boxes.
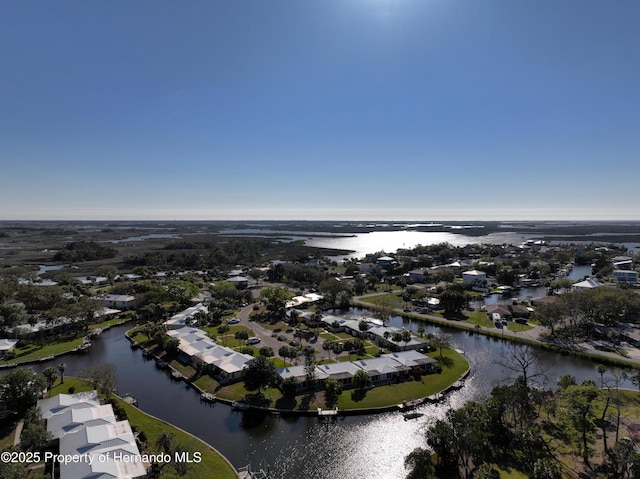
[21,317,630,479]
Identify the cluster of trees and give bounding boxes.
[126,240,266,271]
[405,365,640,479]
[535,288,640,339]
[53,241,117,262]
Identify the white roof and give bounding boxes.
[164,303,208,329]
[47,404,117,439]
[573,278,604,289]
[353,357,403,376]
[38,390,100,419]
[463,270,486,276]
[0,338,19,352]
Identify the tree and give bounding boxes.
[353,369,372,390]
[304,349,317,387]
[167,280,200,306]
[242,356,277,393]
[374,298,395,325]
[562,382,601,465]
[42,367,58,390]
[76,363,118,396]
[279,345,292,368]
[439,284,468,315]
[324,378,342,408]
[322,340,335,361]
[156,431,175,454]
[497,343,547,389]
[0,368,47,415]
[431,332,450,360]
[404,447,436,479]
[259,286,292,318]
[58,362,66,384]
[281,376,299,397]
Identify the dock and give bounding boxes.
[317,407,338,418]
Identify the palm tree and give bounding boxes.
[57,362,66,384]
[156,431,175,454]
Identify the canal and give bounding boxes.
[21,313,631,479]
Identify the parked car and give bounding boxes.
[227,318,240,324]
[246,337,261,345]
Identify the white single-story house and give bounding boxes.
[94,294,136,309]
[572,278,605,292]
[0,338,19,357]
[462,270,487,285]
[227,275,250,289]
[164,303,208,329]
[38,390,100,420]
[285,293,324,309]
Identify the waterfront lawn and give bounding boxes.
[216,348,469,412]
[465,309,495,328]
[192,374,220,393]
[360,293,404,309]
[0,336,86,365]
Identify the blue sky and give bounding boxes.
[1,0,639,221]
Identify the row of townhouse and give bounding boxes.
[37,390,146,479]
[278,350,437,389]
[319,314,430,351]
[165,326,253,383]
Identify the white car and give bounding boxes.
[246,337,261,345]
[227,318,240,324]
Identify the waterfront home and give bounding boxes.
[462,269,487,285]
[164,303,208,329]
[381,351,437,372]
[572,278,605,292]
[38,391,145,479]
[46,404,117,439]
[165,326,252,382]
[277,350,438,389]
[485,304,530,322]
[0,338,18,357]
[367,325,429,351]
[317,362,362,387]
[352,357,405,384]
[94,294,136,309]
[285,293,324,309]
[38,390,101,419]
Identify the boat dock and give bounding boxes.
[317,407,338,418]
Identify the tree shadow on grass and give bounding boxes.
[350,389,367,402]
[437,356,454,368]
[299,392,316,411]
[274,396,297,411]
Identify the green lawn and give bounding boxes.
[506,322,533,333]
[0,336,86,365]
[465,310,495,328]
[216,348,469,412]
[359,293,404,309]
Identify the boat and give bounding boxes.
[122,393,138,407]
[200,392,216,403]
[170,370,183,380]
[75,342,92,353]
[232,401,250,411]
[403,412,424,420]
[156,360,168,369]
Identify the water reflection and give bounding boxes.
[14,319,633,479]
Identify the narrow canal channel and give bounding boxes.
[23,319,632,479]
